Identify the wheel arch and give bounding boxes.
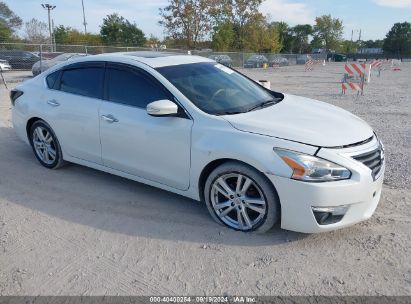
[26,117,43,140]
[198,158,281,209]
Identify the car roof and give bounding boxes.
[72,51,214,68]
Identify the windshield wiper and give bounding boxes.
[215,110,244,115]
[246,99,278,112]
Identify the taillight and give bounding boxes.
[10,89,23,106]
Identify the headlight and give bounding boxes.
[274,148,351,182]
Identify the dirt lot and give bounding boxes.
[0,63,410,296]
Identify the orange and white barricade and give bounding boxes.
[370,59,383,69]
[344,63,366,77]
[370,59,384,77]
[391,59,401,71]
[342,63,366,95]
[342,81,363,94]
[305,59,314,71]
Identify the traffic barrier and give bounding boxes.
[370,59,385,77]
[342,63,366,95]
[344,63,366,76]
[370,59,383,69]
[391,59,401,71]
[342,82,363,93]
[258,80,271,89]
[305,59,314,71]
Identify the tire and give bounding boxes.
[204,161,280,233]
[29,120,65,169]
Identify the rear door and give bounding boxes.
[43,62,105,164]
[99,63,193,190]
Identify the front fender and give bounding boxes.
[189,119,318,199]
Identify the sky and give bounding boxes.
[5,0,411,41]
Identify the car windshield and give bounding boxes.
[157,62,281,115]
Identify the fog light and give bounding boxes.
[312,205,349,225]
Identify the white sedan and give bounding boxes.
[10,52,385,233]
[0,59,12,71]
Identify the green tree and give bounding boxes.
[383,22,411,57]
[54,25,101,45]
[100,13,146,46]
[0,1,22,41]
[242,14,281,53]
[339,40,358,53]
[313,15,343,51]
[211,21,235,51]
[291,24,312,53]
[54,25,72,44]
[310,35,323,50]
[159,0,219,49]
[271,21,294,53]
[229,0,263,50]
[361,39,384,48]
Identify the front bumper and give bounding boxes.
[268,137,385,233]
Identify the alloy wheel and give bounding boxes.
[32,126,57,165]
[210,173,267,231]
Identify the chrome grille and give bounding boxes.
[352,145,384,180]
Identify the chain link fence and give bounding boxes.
[0,42,329,74]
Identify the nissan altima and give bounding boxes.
[11,52,385,233]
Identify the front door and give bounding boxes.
[99,64,193,190]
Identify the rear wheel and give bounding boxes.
[204,162,280,233]
[29,120,65,169]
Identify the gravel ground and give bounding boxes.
[0,63,410,296]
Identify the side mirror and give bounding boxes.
[146,99,178,117]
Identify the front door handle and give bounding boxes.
[101,114,118,123]
[47,99,60,107]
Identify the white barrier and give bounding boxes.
[258,80,271,89]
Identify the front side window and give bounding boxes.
[106,67,168,108]
[157,62,281,115]
[59,67,104,99]
[46,70,59,89]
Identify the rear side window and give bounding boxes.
[46,71,59,89]
[60,67,104,99]
[106,67,168,108]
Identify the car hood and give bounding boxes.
[222,94,373,147]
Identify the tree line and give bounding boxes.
[0,0,410,56]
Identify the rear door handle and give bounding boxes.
[47,99,60,107]
[101,114,118,123]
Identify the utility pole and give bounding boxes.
[42,4,56,52]
[81,0,87,34]
[52,18,56,51]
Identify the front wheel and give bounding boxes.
[204,162,280,233]
[30,120,65,169]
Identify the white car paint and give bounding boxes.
[99,101,193,190]
[224,94,374,147]
[0,60,11,71]
[11,53,385,233]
